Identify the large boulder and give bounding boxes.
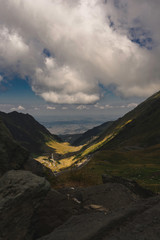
[34,189,79,239]
[24,157,55,179]
[0,170,50,240]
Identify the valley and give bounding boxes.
[1,90,160,240]
[1,90,160,192]
[34,140,84,172]
[30,91,160,192]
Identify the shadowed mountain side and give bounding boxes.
[59,134,82,145]
[0,118,29,176]
[99,91,160,149]
[72,121,113,146]
[0,111,61,154]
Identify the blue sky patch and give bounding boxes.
[43,48,51,58]
[129,27,153,50]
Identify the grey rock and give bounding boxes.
[0,170,50,240]
[24,157,54,178]
[34,189,79,239]
[102,174,155,198]
[59,182,142,212]
[38,196,160,240]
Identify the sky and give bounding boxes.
[0,0,160,129]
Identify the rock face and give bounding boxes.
[38,195,160,240]
[59,182,142,212]
[34,189,79,239]
[35,179,149,239]
[0,170,50,240]
[38,178,158,240]
[0,170,159,240]
[24,157,55,178]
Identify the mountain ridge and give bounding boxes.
[57,90,160,192]
[0,111,61,154]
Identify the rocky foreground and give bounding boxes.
[0,170,160,240]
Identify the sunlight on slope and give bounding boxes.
[153,92,160,99]
[35,155,77,172]
[46,140,83,154]
[34,140,84,172]
[34,119,133,174]
[80,119,133,157]
[81,134,114,157]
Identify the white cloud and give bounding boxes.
[105,104,113,109]
[0,75,3,82]
[46,106,56,110]
[76,105,89,110]
[127,103,138,108]
[94,103,105,109]
[62,107,68,110]
[11,105,25,111]
[0,0,160,103]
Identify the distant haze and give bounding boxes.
[41,119,106,135]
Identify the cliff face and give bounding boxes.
[0,170,50,240]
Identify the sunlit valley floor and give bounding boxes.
[33,91,160,192]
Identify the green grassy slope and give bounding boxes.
[100,91,160,149]
[57,91,160,192]
[72,121,113,146]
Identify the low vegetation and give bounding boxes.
[34,140,84,172]
[46,140,82,154]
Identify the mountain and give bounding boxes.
[0,111,61,154]
[0,117,29,176]
[77,91,160,152]
[99,91,160,149]
[70,91,160,192]
[72,121,113,146]
[59,133,82,144]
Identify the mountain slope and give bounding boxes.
[0,111,60,154]
[72,121,113,146]
[100,91,160,149]
[0,117,29,176]
[77,91,160,155]
[64,91,160,192]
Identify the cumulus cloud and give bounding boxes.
[46,106,56,110]
[95,102,138,109]
[0,0,160,103]
[105,104,113,109]
[127,103,138,108]
[76,105,89,110]
[11,105,25,111]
